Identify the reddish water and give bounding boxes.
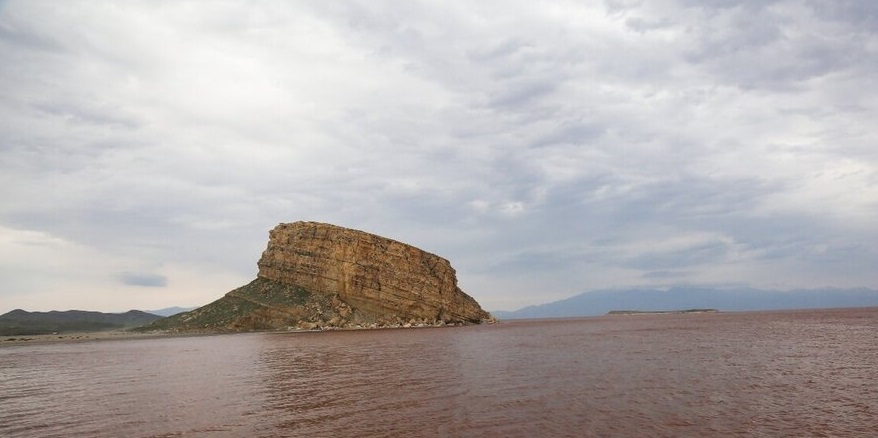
[1,308,877,437]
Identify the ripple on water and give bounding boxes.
[1,309,877,437]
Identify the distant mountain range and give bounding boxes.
[145,306,196,317]
[492,287,878,319]
[0,309,164,336]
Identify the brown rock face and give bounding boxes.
[257,221,491,324]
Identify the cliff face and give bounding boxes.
[258,222,490,323]
[141,221,492,332]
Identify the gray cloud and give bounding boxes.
[1,0,877,313]
[624,239,733,271]
[119,272,168,288]
[641,270,693,279]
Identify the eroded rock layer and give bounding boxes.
[257,221,491,324]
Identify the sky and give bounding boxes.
[1,0,877,314]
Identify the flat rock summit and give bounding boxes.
[143,222,493,332]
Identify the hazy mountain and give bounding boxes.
[0,309,163,336]
[492,287,878,319]
[145,306,197,317]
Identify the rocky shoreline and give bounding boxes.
[2,319,498,347]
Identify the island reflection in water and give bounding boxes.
[2,308,877,437]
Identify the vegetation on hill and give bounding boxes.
[136,278,355,332]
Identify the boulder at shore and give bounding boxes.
[140,222,493,332]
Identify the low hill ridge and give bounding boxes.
[0,309,162,336]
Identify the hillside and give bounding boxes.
[143,277,389,332]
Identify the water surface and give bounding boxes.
[2,308,877,437]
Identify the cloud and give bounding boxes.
[641,270,692,279]
[119,272,168,288]
[1,0,877,313]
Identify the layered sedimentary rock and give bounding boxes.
[258,222,490,323]
[141,221,492,332]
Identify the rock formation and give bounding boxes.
[141,222,493,332]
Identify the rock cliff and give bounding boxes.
[141,222,492,332]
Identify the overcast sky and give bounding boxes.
[1,0,876,314]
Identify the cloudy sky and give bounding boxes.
[1,0,876,314]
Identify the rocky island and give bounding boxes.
[140,221,493,333]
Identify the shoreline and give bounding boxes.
[1,330,181,347]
